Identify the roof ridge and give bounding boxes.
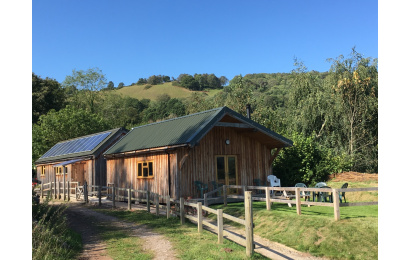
[130,107,225,131]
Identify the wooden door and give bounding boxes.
[215,155,238,194]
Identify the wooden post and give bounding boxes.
[180,197,185,224]
[67,181,70,201]
[204,193,208,207]
[155,194,160,216]
[333,189,340,221]
[57,181,60,200]
[128,188,131,210]
[296,187,301,215]
[112,186,116,208]
[166,195,170,219]
[242,185,246,198]
[98,185,102,206]
[84,181,88,204]
[63,166,66,201]
[147,189,150,213]
[245,191,254,257]
[217,209,223,244]
[265,187,271,210]
[197,202,203,233]
[223,185,227,206]
[40,183,44,199]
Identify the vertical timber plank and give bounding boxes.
[245,191,254,257]
[333,189,340,221]
[197,202,203,233]
[217,209,223,244]
[265,187,271,210]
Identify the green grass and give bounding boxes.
[112,82,223,101]
[209,181,378,260]
[94,220,153,260]
[94,208,267,260]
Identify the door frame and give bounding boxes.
[214,155,238,187]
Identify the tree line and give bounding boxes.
[32,48,378,184]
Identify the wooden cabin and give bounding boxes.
[103,107,293,200]
[35,128,127,187]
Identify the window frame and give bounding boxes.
[41,166,46,176]
[137,161,154,179]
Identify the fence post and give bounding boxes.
[112,186,116,208]
[333,189,340,221]
[166,195,170,219]
[265,187,271,210]
[127,188,131,210]
[155,194,160,216]
[204,193,208,207]
[40,183,44,199]
[67,181,70,201]
[242,185,246,198]
[57,181,60,200]
[245,191,254,257]
[98,185,102,206]
[54,181,56,199]
[197,202,203,233]
[180,197,185,224]
[296,187,301,215]
[217,209,223,244]
[84,181,88,204]
[223,185,227,206]
[146,189,150,213]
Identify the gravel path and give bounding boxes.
[64,203,178,260]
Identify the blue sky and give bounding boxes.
[32,0,378,86]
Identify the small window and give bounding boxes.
[64,166,68,174]
[137,161,154,178]
[55,167,62,175]
[41,166,46,176]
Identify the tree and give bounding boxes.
[118,82,125,89]
[179,74,200,90]
[223,75,255,116]
[62,67,107,113]
[219,76,229,86]
[32,106,110,164]
[32,73,66,123]
[106,81,115,90]
[207,74,221,89]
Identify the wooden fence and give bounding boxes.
[216,185,378,221]
[38,181,256,257]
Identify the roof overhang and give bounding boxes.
[53,158,85,167]
[104,144,189,159]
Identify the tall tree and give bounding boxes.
[62,67,107,113]
[32,73,66,123]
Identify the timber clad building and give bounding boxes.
[103,107,293,200]
[35,128,127,187]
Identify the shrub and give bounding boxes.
[32,193,81,259]
[144,84,152,90]
[272,133,351,186]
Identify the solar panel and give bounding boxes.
[40,131,111,159]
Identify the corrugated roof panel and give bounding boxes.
[105,107,222,154]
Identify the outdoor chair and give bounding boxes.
[210,181,223,196]
[295,183,310,201]
[339,182,348,203]
[312,182,327,202]
[320,186,333,202]
[194,181,208,199]
[267,175,281,196]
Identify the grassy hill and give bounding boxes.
[111,82,223,101]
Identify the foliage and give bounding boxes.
[117,82,125,89]
[32,73,66,123]
[143,94,186,122]
[104,81,115,90]
[32,195,81,260]
[272,133,351,186]
[62,67,107,113]
[220,74,255,116]
[32,106,110,164]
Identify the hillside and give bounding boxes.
[111,82,223,100]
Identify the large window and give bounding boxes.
[137,161,154,178]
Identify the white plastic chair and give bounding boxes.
[267,175,281,195]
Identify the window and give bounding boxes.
[64,166,68,174]
[55,167,62,175]
[137,161,154,178]
[41,166,46,176]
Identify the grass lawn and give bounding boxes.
[210,180,378,260]
[94,208,268,260]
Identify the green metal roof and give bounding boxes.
[104,107,293,155]
[35,128,126,164]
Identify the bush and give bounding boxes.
[272,133,351,186]
[144,84,152,90]
[32,193,81,259]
